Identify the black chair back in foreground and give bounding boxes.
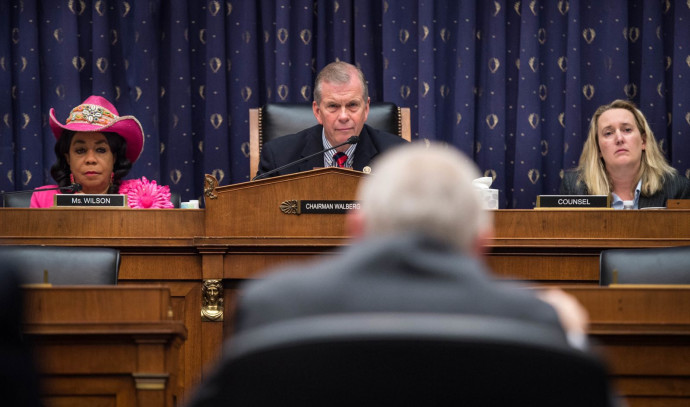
[0,245,120,285]
[600,246,690,285]
[187,314,615,407]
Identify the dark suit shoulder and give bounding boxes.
[646,173,690,196]
[257,125,323,177]
[363,124,408,147]
[639,172,690,208]
[559,169,587,195]
[263,124,321,149]
[234,234,563,334]
[663,172,690,198]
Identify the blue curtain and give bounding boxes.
[1,0,689,208]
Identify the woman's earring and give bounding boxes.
[70,173,75,184]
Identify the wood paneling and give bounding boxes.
[204,168,361,237]
[23,287,185,407]
[564,287,690,405]
[3,177,690,406]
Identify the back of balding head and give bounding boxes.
[357,143,492,253]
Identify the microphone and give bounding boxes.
[0,183,82,197]
[252,136,360,181]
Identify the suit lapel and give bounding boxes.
[296,125,379,172]
[639,193,664,208]
[352,125,377,171]
[298,126,326,172]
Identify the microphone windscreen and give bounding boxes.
[348,136,360,144]
[70,183,82,192]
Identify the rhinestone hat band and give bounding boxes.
[65,104,117,126]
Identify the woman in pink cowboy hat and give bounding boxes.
[30,95,173,208]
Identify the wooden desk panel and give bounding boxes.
[3,207,690,404]
[489,209,690,282]
[205,169,361,237]
[494,209,690,241]
[0,208,204,239]
[23,286,186,407]
[3,209,689,282]
[564,287,690,406]
[1,209,207,397]
[487,251,599,282]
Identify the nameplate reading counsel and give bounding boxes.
[536,195,610,209]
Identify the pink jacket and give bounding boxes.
[30,178,173,209]
[29,186,61,208]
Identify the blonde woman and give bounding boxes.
[560,99,690,208]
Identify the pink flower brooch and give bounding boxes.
[119,177,174,209]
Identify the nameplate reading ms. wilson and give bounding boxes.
[536,195,610,209]
[280,200,361,215]
[55,194,127,207]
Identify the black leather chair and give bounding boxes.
[0,245,120,285]
[170,191,181,208]
[2,193,32,207]
[248,102,411,178]
[600,246,690,285]
[186,314,615,407]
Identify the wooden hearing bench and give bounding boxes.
[2,168,689,405]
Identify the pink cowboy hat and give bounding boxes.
[49,95,145,163]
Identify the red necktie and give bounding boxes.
[333,152,348,167]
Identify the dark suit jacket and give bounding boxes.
[184,234,585,407]
[560,169,690,208]
[233,234,565,334]
[256,123,408,178]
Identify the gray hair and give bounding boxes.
[357,143,492,253]
[313,61,369,104]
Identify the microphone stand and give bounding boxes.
[252,136,359,181]
[0,183,83,198]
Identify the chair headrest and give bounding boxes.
[260,102,400,145]
[600,245,690,285]
[0,245,120,285]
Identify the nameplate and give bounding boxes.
[55,194,128,207]
[279,200,360,215]
[536,195,610,209]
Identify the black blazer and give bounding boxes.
[560,170,690,208]
[184,234,582,407]
[257,124,408,178]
